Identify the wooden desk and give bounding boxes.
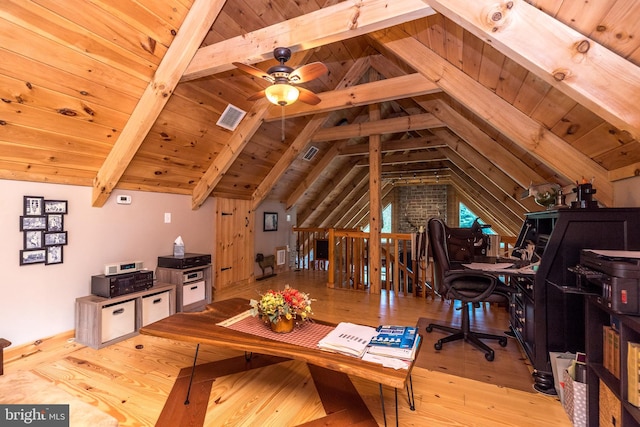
[140,298,417,426]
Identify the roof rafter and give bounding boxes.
[424,0,640,140]
[91,0,226,207]
[369,26,614,206]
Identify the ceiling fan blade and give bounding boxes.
[289,62,328,83]
[232,62,275,83]
[297,87,322,105]
[246,89,266,101]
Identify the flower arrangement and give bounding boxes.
[250,285,313,325]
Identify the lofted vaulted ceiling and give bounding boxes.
[1,0,640,237]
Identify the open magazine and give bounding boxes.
[317,322,378,358]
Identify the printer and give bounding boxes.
[577,249,640,314]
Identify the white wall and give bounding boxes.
[0,180,214,347]
[614,175,640,207]
[253,200,295,277]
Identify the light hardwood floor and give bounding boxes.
[4,270,571,426]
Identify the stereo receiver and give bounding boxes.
[91,270,154,298]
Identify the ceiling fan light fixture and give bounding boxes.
[265,83,299,106]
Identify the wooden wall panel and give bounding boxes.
[213,197,254,290]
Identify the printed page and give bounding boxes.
[317,322,378,358]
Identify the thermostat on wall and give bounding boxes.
[117,195,132,205]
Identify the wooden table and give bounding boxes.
[140,298,418,426]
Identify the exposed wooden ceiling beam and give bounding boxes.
[297,165,363,227]
[382,162,448,176]
[370,26,614,206]
[91,0,226,207]
[191,99,269,209]
[309,169,370,227]
[286,141,346,210]
[419,98,548,189]
[320,175,371,228]
[311,113,443,142]
[252,113,330,211]
[424,0,640,140]
[263,74,441,122]
[439,146,529,220]
[338,136,444,156]
[181,0,436,81]
[431,128,539,212]
[609,162,640,182]
[355,150,445,166]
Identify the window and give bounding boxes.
[459,203,496,234]
[363,204,392,233]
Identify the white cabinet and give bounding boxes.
[75,283,176,349]
[182,281,205,306]
[141,290,172,326]
[101,299,135,343]
[156,265,212,312]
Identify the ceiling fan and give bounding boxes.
[233,47,328,107]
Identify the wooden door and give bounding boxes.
[213,198,254,290]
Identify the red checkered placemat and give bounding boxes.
[223,314,335,349]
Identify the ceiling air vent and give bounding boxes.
[216,104,246,131]
[302,146,319,161]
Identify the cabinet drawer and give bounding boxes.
[101,299,135,343]
[183,281,205,306]
[513,276,534,300]
[142,291,171,326]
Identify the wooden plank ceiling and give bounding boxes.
[1,0,640,236]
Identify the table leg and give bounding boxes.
[184,343,200,405]
[380,375,414,427]
[394,387,399,425]
[379,384,388,427]
[406,375,415,410]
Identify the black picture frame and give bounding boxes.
[20,215,47,231]
[24,196,44,216]
[263,212,278,232]
[45,245,63,265]
[24,230,44,249]
[44,231,67,246]
[44,200,68,214]
[47,213,64,231]
[20,249,46,265]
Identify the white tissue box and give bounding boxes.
[173,243,185,257]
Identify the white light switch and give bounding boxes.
[164,213,171,223]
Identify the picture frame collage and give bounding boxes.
[20,196,68,266]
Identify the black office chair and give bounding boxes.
[426,217,511,361]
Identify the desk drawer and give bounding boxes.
[513,275,534,300]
